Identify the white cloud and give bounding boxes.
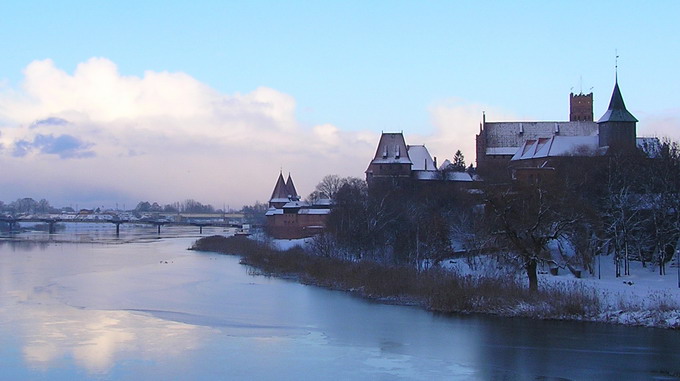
[0,58,377,208]
[415,98,517,167]
[1,58,533,208]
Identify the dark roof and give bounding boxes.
[270,172,290,201]
[286,174,298,198]
[368,132,412,164]
[597,81,638,123]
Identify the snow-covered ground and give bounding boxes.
[443,255,680,328]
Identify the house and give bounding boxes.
[265,172,331,239]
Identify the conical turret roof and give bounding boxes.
[286,174,298,198]
[270,172,290,202]
[597,81,638,123]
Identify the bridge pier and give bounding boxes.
[109,219,128,237]
[190,223,211,235]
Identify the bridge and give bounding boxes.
[0,214,250,236]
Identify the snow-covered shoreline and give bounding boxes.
[200,235,680,330]
[442,256,680,329]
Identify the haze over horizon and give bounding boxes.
[1,1,678,209]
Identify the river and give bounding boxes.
[1,225,679,380]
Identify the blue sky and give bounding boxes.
[0,1,678,208]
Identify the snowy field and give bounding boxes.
[444,255,680,329]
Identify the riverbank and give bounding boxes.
[189,235,679,329]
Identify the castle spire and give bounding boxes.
[285,173,299,199]
[597,81,637,123]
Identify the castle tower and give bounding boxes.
[597,80,637,151]
[365,132,413,184]
[269,172,291,208]
[569,92,593,121]
[285,174,300,201]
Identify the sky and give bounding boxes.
[0,1,678,210]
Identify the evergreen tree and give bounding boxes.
[452,150,466,171]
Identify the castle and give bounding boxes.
[365,132,475,188]
[265,172,330,239]
[476,78,657,181]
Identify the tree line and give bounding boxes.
[311,142,680,291]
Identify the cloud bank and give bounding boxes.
[0,58,376,208]
[0,58,491,208]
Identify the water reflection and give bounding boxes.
[16,306,208,374]
[1,230,679,380]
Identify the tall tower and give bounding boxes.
[569,92,593,121]
[597,80,637,151]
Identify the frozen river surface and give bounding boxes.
[1,227,679,380]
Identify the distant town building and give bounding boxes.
[265,172,330,239]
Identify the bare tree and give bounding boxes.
[484,181,582,291]
[309,175,344,201]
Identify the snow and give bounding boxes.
[407,145,435,171]
[511,136,599,161]
[486,147,518,156]
[442,254,680,328]
[272,238,311,250]
[444,172,473,182]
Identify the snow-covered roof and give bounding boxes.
[283,201,310,209]
[407,145,435,171]
[369,132,413,164]
[482,121,598,151]
[412,170,473,182]
[511,136,599,161]
[298,208,330,215]
[412,170,440,180]
[444,172,473,182]
[438,159,452,170]
[312,198,332,206]
[486,147,519,156]
[265,208,283,216]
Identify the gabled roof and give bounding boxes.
[407,145,435,170]
[597,81,638,123]
[511,136,599,161]
[369,132,413,164]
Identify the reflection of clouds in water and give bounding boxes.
[20,306,210,374]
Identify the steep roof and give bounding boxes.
[511,136,599,161]
[286,174,298,198]
[597,81,638,123]
[407,145,435,170]
[369,132,413,164]
[270,172,291,203]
